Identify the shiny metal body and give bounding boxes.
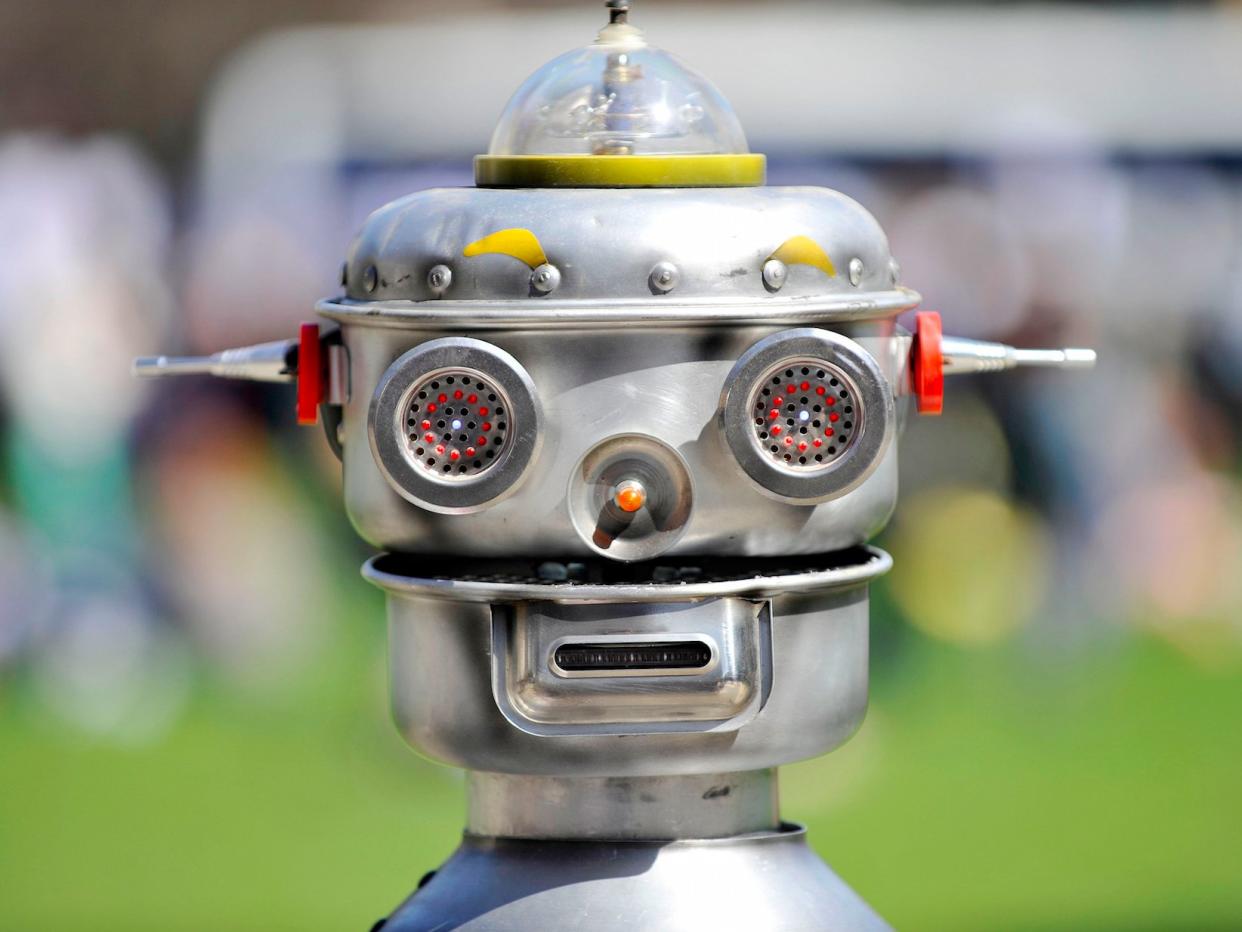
[366,547,885,777]
[382,824,888,932]
[327,187,906,309]
[339,321,907,557]
[319,184,914,558]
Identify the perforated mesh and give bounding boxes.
[405,370,509,479]
[747,360,858,470]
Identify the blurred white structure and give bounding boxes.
[200,4,1242,179]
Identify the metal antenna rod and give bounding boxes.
[606,0,630,25]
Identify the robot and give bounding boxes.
[138,3,1093,927]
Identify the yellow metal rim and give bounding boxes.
[474,154,767,188]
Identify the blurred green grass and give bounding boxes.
[2,585,1240,931]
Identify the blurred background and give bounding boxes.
[2,1,1241,929]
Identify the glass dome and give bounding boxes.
[487,16,750,158]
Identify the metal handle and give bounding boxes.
[132,339,297,383]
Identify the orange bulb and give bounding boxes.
[614,482,646,514]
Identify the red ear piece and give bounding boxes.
[913,311,944,415]
[296,322,323,425]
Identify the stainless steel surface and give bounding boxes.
[369,549,881,776]
[319,289,919,328]
[345,324,904,557]
[720,328,894,505]
[328,186,904,309]
[368,337,542,514]
[466,770,778,840]
[132,339,296,382]
[380,824,890,931]
[941,335,1098,375]
[567,433,695,561]
[364,544,890,604]
[494,598,766,733]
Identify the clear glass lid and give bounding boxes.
[487,3,750,158]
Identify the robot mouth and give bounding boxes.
[552,640,713,674]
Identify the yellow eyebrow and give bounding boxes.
[463,228,548,269]
[767,236,836,277]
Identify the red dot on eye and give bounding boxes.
[786,384,797,395]
[801,381,810,391]
[438,394,447,403]
[454,390,463,400]
[813,438,823,448]
[829,412,839,422]
[421,420,431,430]
[826,428,834,437]
[482,422,492,431]
[477,437,487,446]
[827,396,836,405]
[478,407,489,416]
[773,396,783,405]
[784,436,794,446]
[449,449,460,461]
[816,386,826,396]
[769,409,780,420]
[427,403,437,412]
[424,433,435,443]
[797,441,808,452]
[466,447,476,457]
[468,394,478,404]
[771,425,782,435]
[435,444,445,454]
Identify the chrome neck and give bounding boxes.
[466,769,779,841]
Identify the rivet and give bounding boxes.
[427,264,453,297]
[888,257,901,285]
[531,263,561,294]
[649,261,679,294]
[362,264,378,294]
[762,258,787,291]
[848,257,864,287]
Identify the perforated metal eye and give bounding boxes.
[371,338,540,513]
[748,360,859,470]
[404,370,509,479]
[721,329,893,504]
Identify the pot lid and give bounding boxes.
[475,1,766,188]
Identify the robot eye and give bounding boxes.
[720,329,894,504]
[369,338,541,513]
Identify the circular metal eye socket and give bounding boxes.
[721,329,893,505]
[370,338,541,514]
[404,370,510,480]
[748,360,860,471]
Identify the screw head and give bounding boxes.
[427,264,452,296]
[648,261,679,294]
[362,264,378,294]
[530,263,561,294]
[762,258,788,291]
[848,257,864,287]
